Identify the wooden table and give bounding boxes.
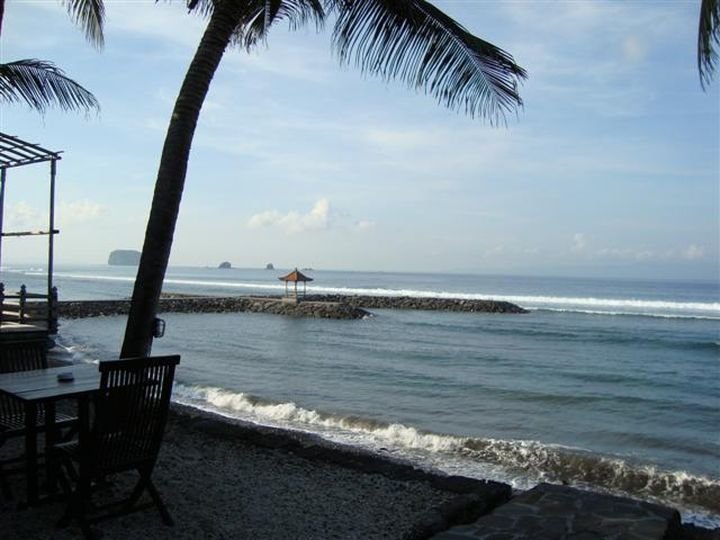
[0,364,100,505]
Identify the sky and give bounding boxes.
[1,0,718,280]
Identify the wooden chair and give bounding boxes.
[54,355,180,538]
[0,336,77,498]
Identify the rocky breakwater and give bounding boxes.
[303,295,528,314]
[58,296,371,320]
[58,294,526,320]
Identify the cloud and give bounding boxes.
[572,233,587,250]
[622,36,647,63]
[591,244,709,263]
[353,220,375,232]
[248,199,331,233]
[6,202,42,229]
[682,244,705,261]
[59,200,105,225]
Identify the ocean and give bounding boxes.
[3,265,719,526]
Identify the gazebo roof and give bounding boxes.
[278,268,314,282]
[0,132,62,169]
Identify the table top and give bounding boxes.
[0,364,100,402]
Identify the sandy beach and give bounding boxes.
[0,404,508,539]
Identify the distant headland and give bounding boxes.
[108,249,141,266]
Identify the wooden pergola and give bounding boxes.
[278,268,313,299]
[0,132,62,336]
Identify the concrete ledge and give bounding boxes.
[434,482,683,539]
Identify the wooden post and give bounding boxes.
[48,159,57,310]
[19,284,27,323]
[0,168,6,273]
[49,286,58,333]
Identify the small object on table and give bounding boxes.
[57,372,74,382]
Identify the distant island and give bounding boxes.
[219,261,232,269]
[108,249,141,266]
[265,263,274,270]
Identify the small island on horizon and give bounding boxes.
[108,249,141,266]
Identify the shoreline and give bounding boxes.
[0,402,512,539]
[2,387,717,537]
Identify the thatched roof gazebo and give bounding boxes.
[278,268,313,300]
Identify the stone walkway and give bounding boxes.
[433,483,683,539]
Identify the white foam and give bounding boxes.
[172,382,720,525]
[44,272,719,319]
[174,384,467,454]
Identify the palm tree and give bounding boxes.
[120,0,528,357]
[699,0,720,88]
[0,0,104,112]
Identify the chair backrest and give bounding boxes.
[0,337,48,420]
[91,355,180,474]
[0,337,48,374]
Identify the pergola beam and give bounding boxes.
[0,133,62,169]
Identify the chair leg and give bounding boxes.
[144,478,173,526]
[58,474,92,532]
[123,475,146,511]
[57,489,78,528]
[0,467,12,500]
[56,463,72,497]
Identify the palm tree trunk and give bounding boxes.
[120,0,246,358]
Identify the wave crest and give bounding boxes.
[173,383,720,517]
[46,271,719,319]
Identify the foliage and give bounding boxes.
[698,0,719,88]
[0,59,99,113]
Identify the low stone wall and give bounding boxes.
[57,294,527,320]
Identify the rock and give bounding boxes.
[218,261,232,269]
[108,249,141,266]
[266,263,274,270]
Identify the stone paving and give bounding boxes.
[433,483,683,540]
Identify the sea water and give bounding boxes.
[3,265,718,526]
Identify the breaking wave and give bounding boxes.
[43,271,720,319]
[173,383,720,524]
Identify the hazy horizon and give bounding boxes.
[4,259,718,284]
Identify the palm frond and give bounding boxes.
[0,59,100,114]
[327,0,525,124]
[184,0,325,49]
[184,0,214,18]
[240,0,325,47]
[699,0,719,88]
[62,0,105,48]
